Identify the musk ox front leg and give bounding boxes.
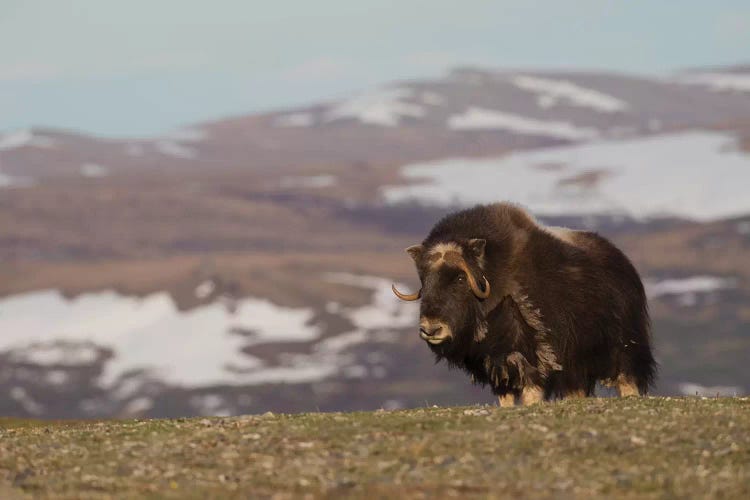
[565,390,588,399]
[498,394,515,407]
[491,352,543,407]
[521,386,544,405]
[486,297,560,405]
[505,352,544,406]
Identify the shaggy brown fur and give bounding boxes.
[395,202,657,402]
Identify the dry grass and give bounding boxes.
[1,398,748,499]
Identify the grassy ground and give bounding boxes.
[1,397,748,499]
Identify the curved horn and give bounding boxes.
[392,284,421,301]
[458,261,491,299]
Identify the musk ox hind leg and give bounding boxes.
[505,352,545,406]
[612,321,658,396]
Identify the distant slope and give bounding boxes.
[3,66,750,181]
[1,398,749,498]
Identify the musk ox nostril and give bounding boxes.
[420,325,443,337]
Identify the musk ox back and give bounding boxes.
[392,202,656,405]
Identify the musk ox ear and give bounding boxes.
[468,238,486,260]
[405,244,425,263]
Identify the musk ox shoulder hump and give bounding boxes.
[544,226,582,247]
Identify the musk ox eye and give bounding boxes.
[457,274,466,284]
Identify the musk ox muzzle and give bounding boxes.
[419,318,453,344]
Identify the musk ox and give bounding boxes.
[392,203,656,406]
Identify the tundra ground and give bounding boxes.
[1,397,748,499]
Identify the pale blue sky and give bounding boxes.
[2,0,749,137]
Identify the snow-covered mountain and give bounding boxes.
[1,65,749,418]
[3,66,750,179]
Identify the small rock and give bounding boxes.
[554,479,574,490]
[262,411,275,418]
[630,436,646,446]
[463,408,490,416]
[528,423,549,433]
[714,443,739,457]
[435,455,456,466]
[377,460,398,472]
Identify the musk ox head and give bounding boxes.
[392,239,490,348]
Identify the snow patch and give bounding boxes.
[343,365,368,378]
[325,88,425,126]
[122,397,154,415]
[0,274,417,396]
[316,331,369,354]
[194,280,216,299]
[0,129,55,151]
[382,399,404,410]
[324,273,417,331]
[0,290,321,388]
[382,131,750,221]
[279,174,337,189]
[9,342,101,366]
[274,112,315,127]
[46,370,69,385]
[258,273,421,383]
[447,107,600,140]
[113,377,149,400]
[229,365,339,386]
[190,393,231,416]
[420,91,444,105]
[154,140,196,159]
[151,126,204,159]
[0,171,34,188]
[511,75,628,113]
[80,163,108,178]
[644,276,735,298]
[678,72,750,93]
[11,387,44,415]
[678,383,743,397]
